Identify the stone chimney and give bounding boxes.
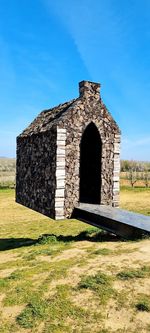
[79,80,100,100]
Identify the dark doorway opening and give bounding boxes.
[79,122,102,204]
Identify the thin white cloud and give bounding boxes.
[122,136,150,147]
[44,0,150,112]
[44,0,149,82]
[121,136,150,160]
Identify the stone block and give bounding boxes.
[57,156,65,163]
[57,128,66,134]
[57,141,66,147]
[55,197,64,202]
[114,134,121,139]
[114,144,120,154]
[57,148,65,155]
[56,169,65,177]
[55,188,65,198]
[56,178,65,188]
[113,182,119,190]
[113,176,119,181]
[55,199,64,208]
[113,189,119,195]
[57,134,66,141]
[55,215,64,220]
[114,161,120,168]
[55,207,64,215]
[56,161,65,168]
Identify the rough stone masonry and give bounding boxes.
[16,81,121,220]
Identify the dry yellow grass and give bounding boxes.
[120,187,150,215]
[0,158,15,188]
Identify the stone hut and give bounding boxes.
[16,81,121,220]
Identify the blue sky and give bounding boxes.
[0,0,150,160]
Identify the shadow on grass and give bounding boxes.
[0,238,37,251]
[38,230,120,244]
[1,228,149,251]
[0,230,120,251]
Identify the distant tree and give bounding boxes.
[121,160,150,188]
[147,162,150,172]
[121,160,130,172]
[142,171,150,188]
[121,160,150,172]
[127,168,138,188]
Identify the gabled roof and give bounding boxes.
[18,80,120,138]
[19,98,77,137]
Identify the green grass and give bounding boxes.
[17,296,48,328]
[117,266,150,280]
[93,248,112,255]
[38,234,60,244]
[3,282,40,306]
[78,272,114,304]
[120,186,150,192]
[17,285,87,331]
[0,278,9,290]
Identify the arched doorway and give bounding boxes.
[79,122,102,204]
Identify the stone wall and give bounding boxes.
[16,128,57,218]
[55,81,121,218]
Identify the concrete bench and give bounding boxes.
[73,203,150,239]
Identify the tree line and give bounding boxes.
[121,160,150,188]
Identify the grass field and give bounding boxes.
[120,187,150,216]
[0,188,150,332]
[0,158,15,188]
